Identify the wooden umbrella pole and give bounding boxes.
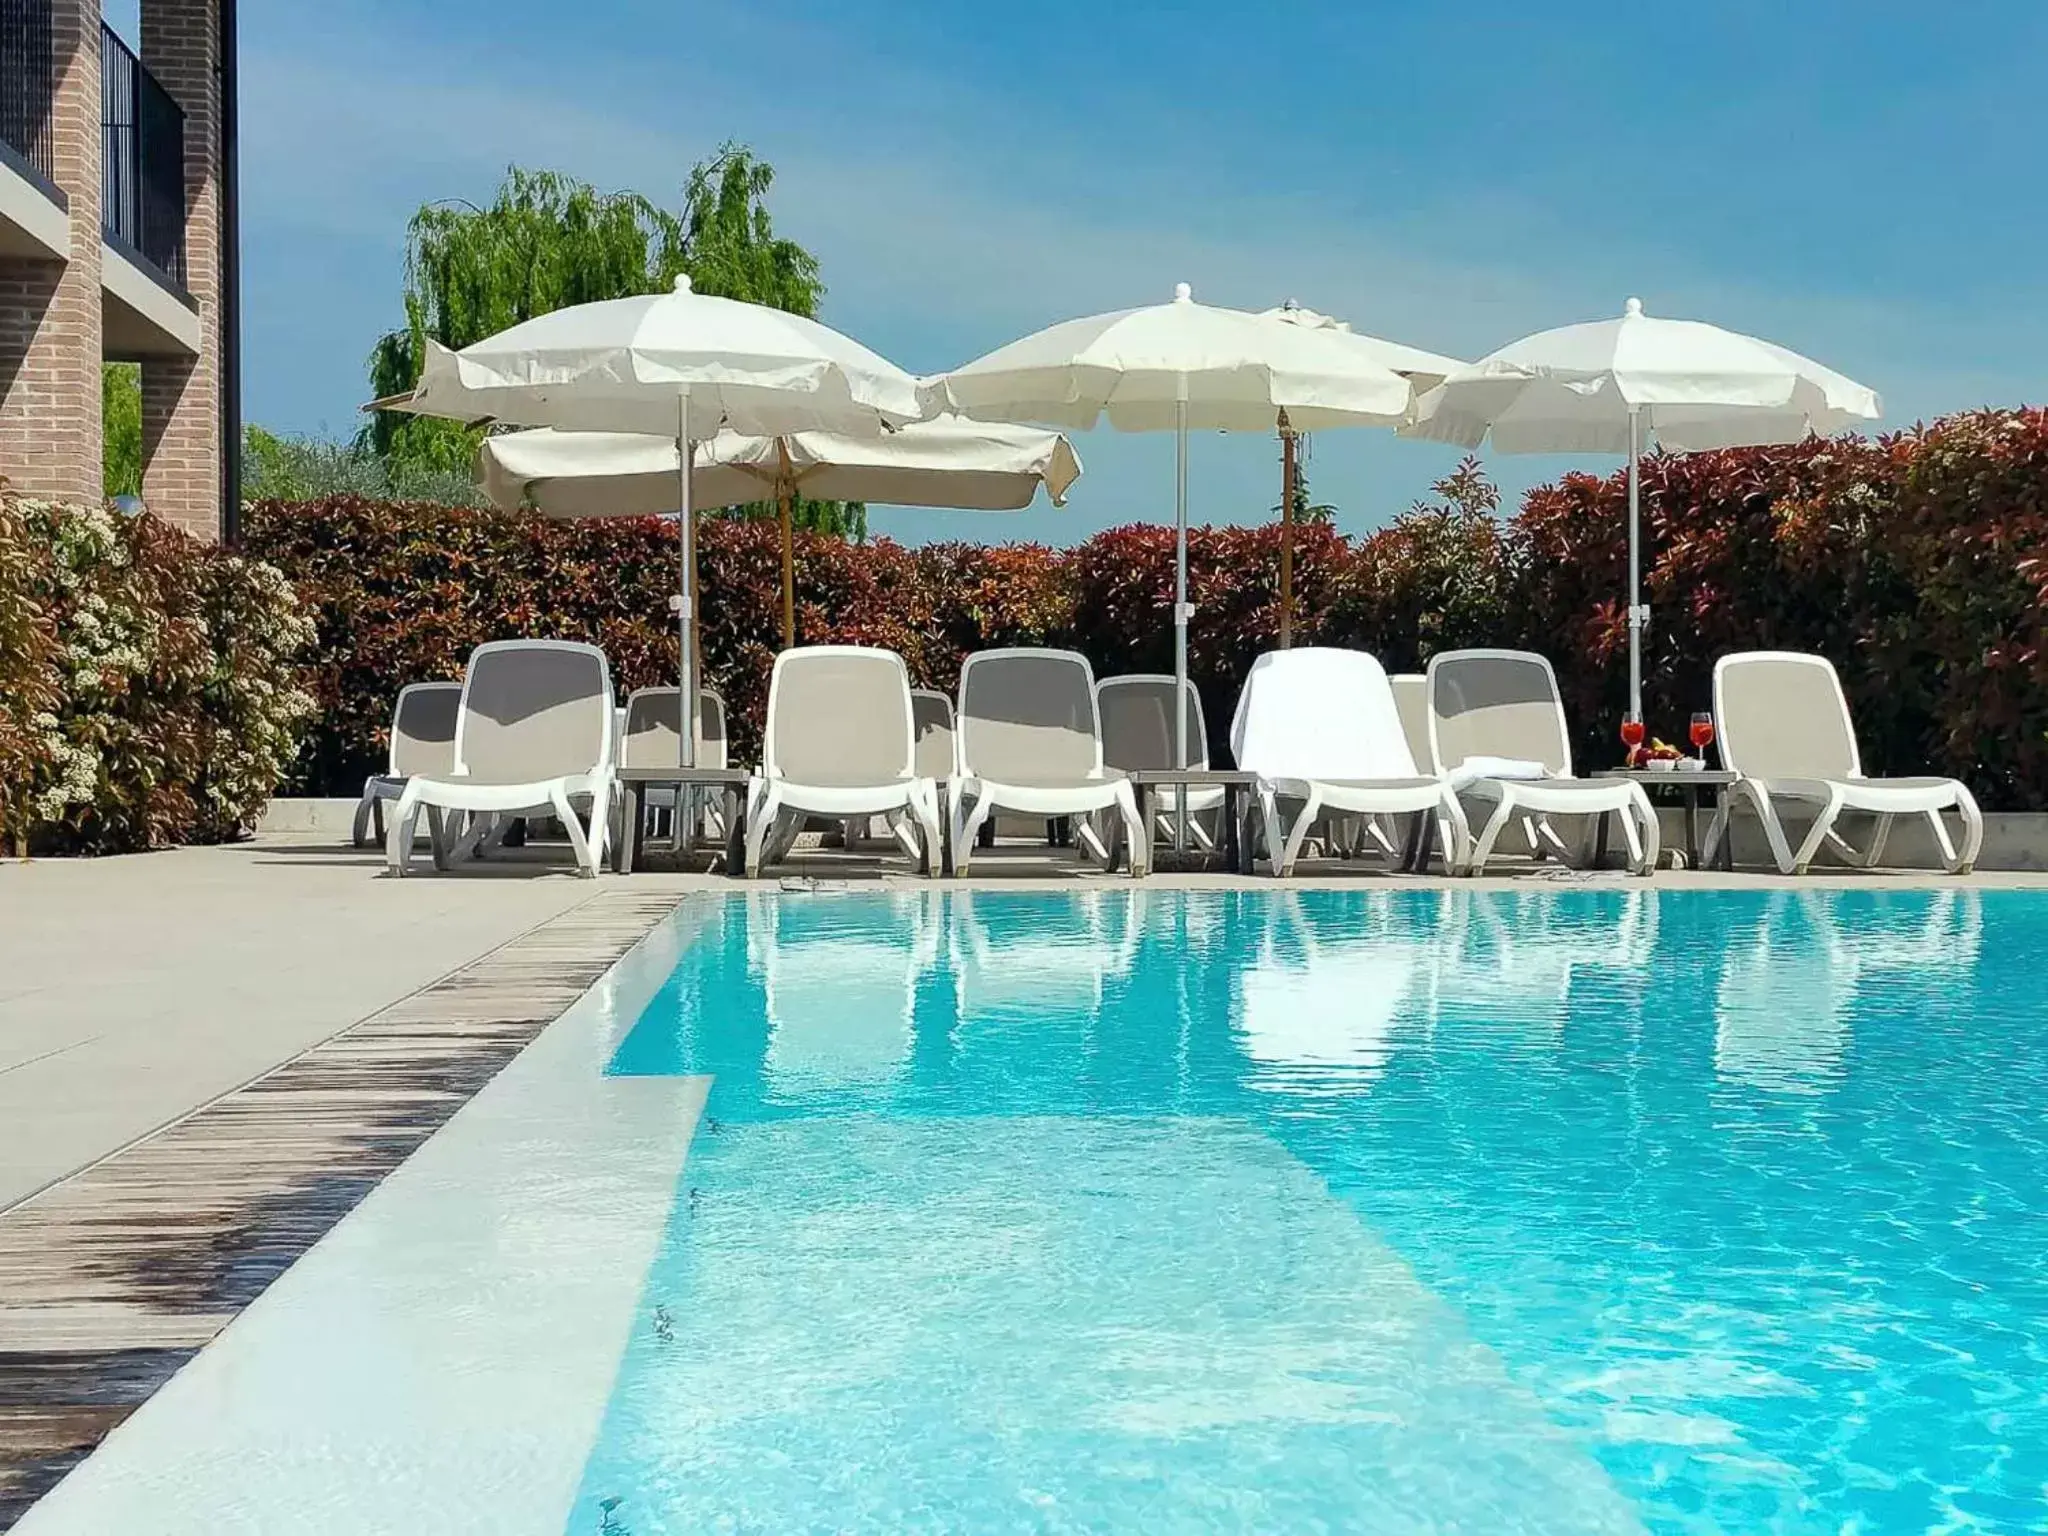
[777,440,797,651]
[1279,409,1297,649]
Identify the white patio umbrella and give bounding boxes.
[476,419,1082,647]
[1404,297,1881,719]
[935,283,1416,773]
[1259,302,1462,646]
[374,274,928,765]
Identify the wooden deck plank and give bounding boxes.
[0,890,679,1529]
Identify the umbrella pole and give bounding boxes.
[676,391,697,774]
[1278,409,1296,649]
[777,440,796,651]
[1626,405,1643,723]
[1173,380,1190,855]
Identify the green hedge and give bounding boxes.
[0,494,317,855]
[242,406,2048,809]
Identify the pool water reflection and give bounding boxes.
[586,888,2035,1534]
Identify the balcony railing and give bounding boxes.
[101,20,184,287]
[0,0,57,193]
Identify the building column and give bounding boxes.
[139,0,221,540]
[0,2,105,507]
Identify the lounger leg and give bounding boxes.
[1951,786,1983,875]
[952,785,993,877]
[1864,813,1896,870]
[552,788,596,879]
[353,783,377,849]
[427,807,455,871]
[1521,815,1545,860]
[385,786,424,877]
[1257,787,1286,874]
[1789,786,1848,876]
[1736,780,1798,875]
[909,785,944,877]
[587,780,612,875]
[1467,795,1518,876]
[1701,799,1730,867]
[1112,781,1147,877]
[1610,788,1659,876]
[745,786,783,878]
[1278,788,1324,878]
[1076,815,1113,868]
[1437,791,1473,875]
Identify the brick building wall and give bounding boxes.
[140,0,220,539]
[0,0,225,538]
[0,2,105,507]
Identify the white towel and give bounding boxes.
[1446,756,1550,790]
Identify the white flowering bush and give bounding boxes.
[0,492,315,854]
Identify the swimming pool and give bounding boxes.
[569,887,2039,1534]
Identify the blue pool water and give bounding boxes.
[575,889,2044,1533]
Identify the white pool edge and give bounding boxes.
[11,904,716,1536]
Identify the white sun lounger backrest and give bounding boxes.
[911,689,956,782]
[452,640,614,786]
[1096,674,1209,772]
[763,646,917,786]
[620,686,728,771]
[387,681,462,779]
[1426,649,1573,777]
[1230,648,1418,780]
[1388,674,1435,774]
[1713,651,1862,781]
[955,648,1105,782]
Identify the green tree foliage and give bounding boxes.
[363,145,848,532]
[363,164,691,467]
[1271,443,1337,525]
[721,493,865,541]
[243,425,484,506]
[102,363,141,499]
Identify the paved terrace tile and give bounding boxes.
[0,883,683,1528]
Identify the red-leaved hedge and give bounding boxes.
[242,406,2048,807]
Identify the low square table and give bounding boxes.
[1126,769,1260,875]
[614,766,751,875]
[1591,766,1740,871]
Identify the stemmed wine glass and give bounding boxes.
[1690,711,1716,765]
[1620,711,1646,764]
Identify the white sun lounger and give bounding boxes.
[1704,650,1983,875]
[352,680,462,848]
[1426,648,1659,876]
[745,645,943,877]
[911,689,956,783]
[949,647,1146,877]
[386,639,616,879]
[1096,673,1225,850]
[1231,647,1470,877]
[1389,673,1434,771]
[617,685,728,848]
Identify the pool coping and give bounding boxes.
[0,889,684,1530]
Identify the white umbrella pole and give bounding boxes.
[676,389,697,772]
[1173,379,1190,855]
[1626,405,1643,723]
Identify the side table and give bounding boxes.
[615,767,752,875]
[1591,767,1740,871]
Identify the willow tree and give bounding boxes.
[363,145,857,532]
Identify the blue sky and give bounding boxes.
[235,0,2048,544]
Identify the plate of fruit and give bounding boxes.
[1628,738,1685,770]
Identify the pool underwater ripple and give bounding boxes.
[574,888,2045,1533]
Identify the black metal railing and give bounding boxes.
[0,0,56,188]
[102,20,185,287]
